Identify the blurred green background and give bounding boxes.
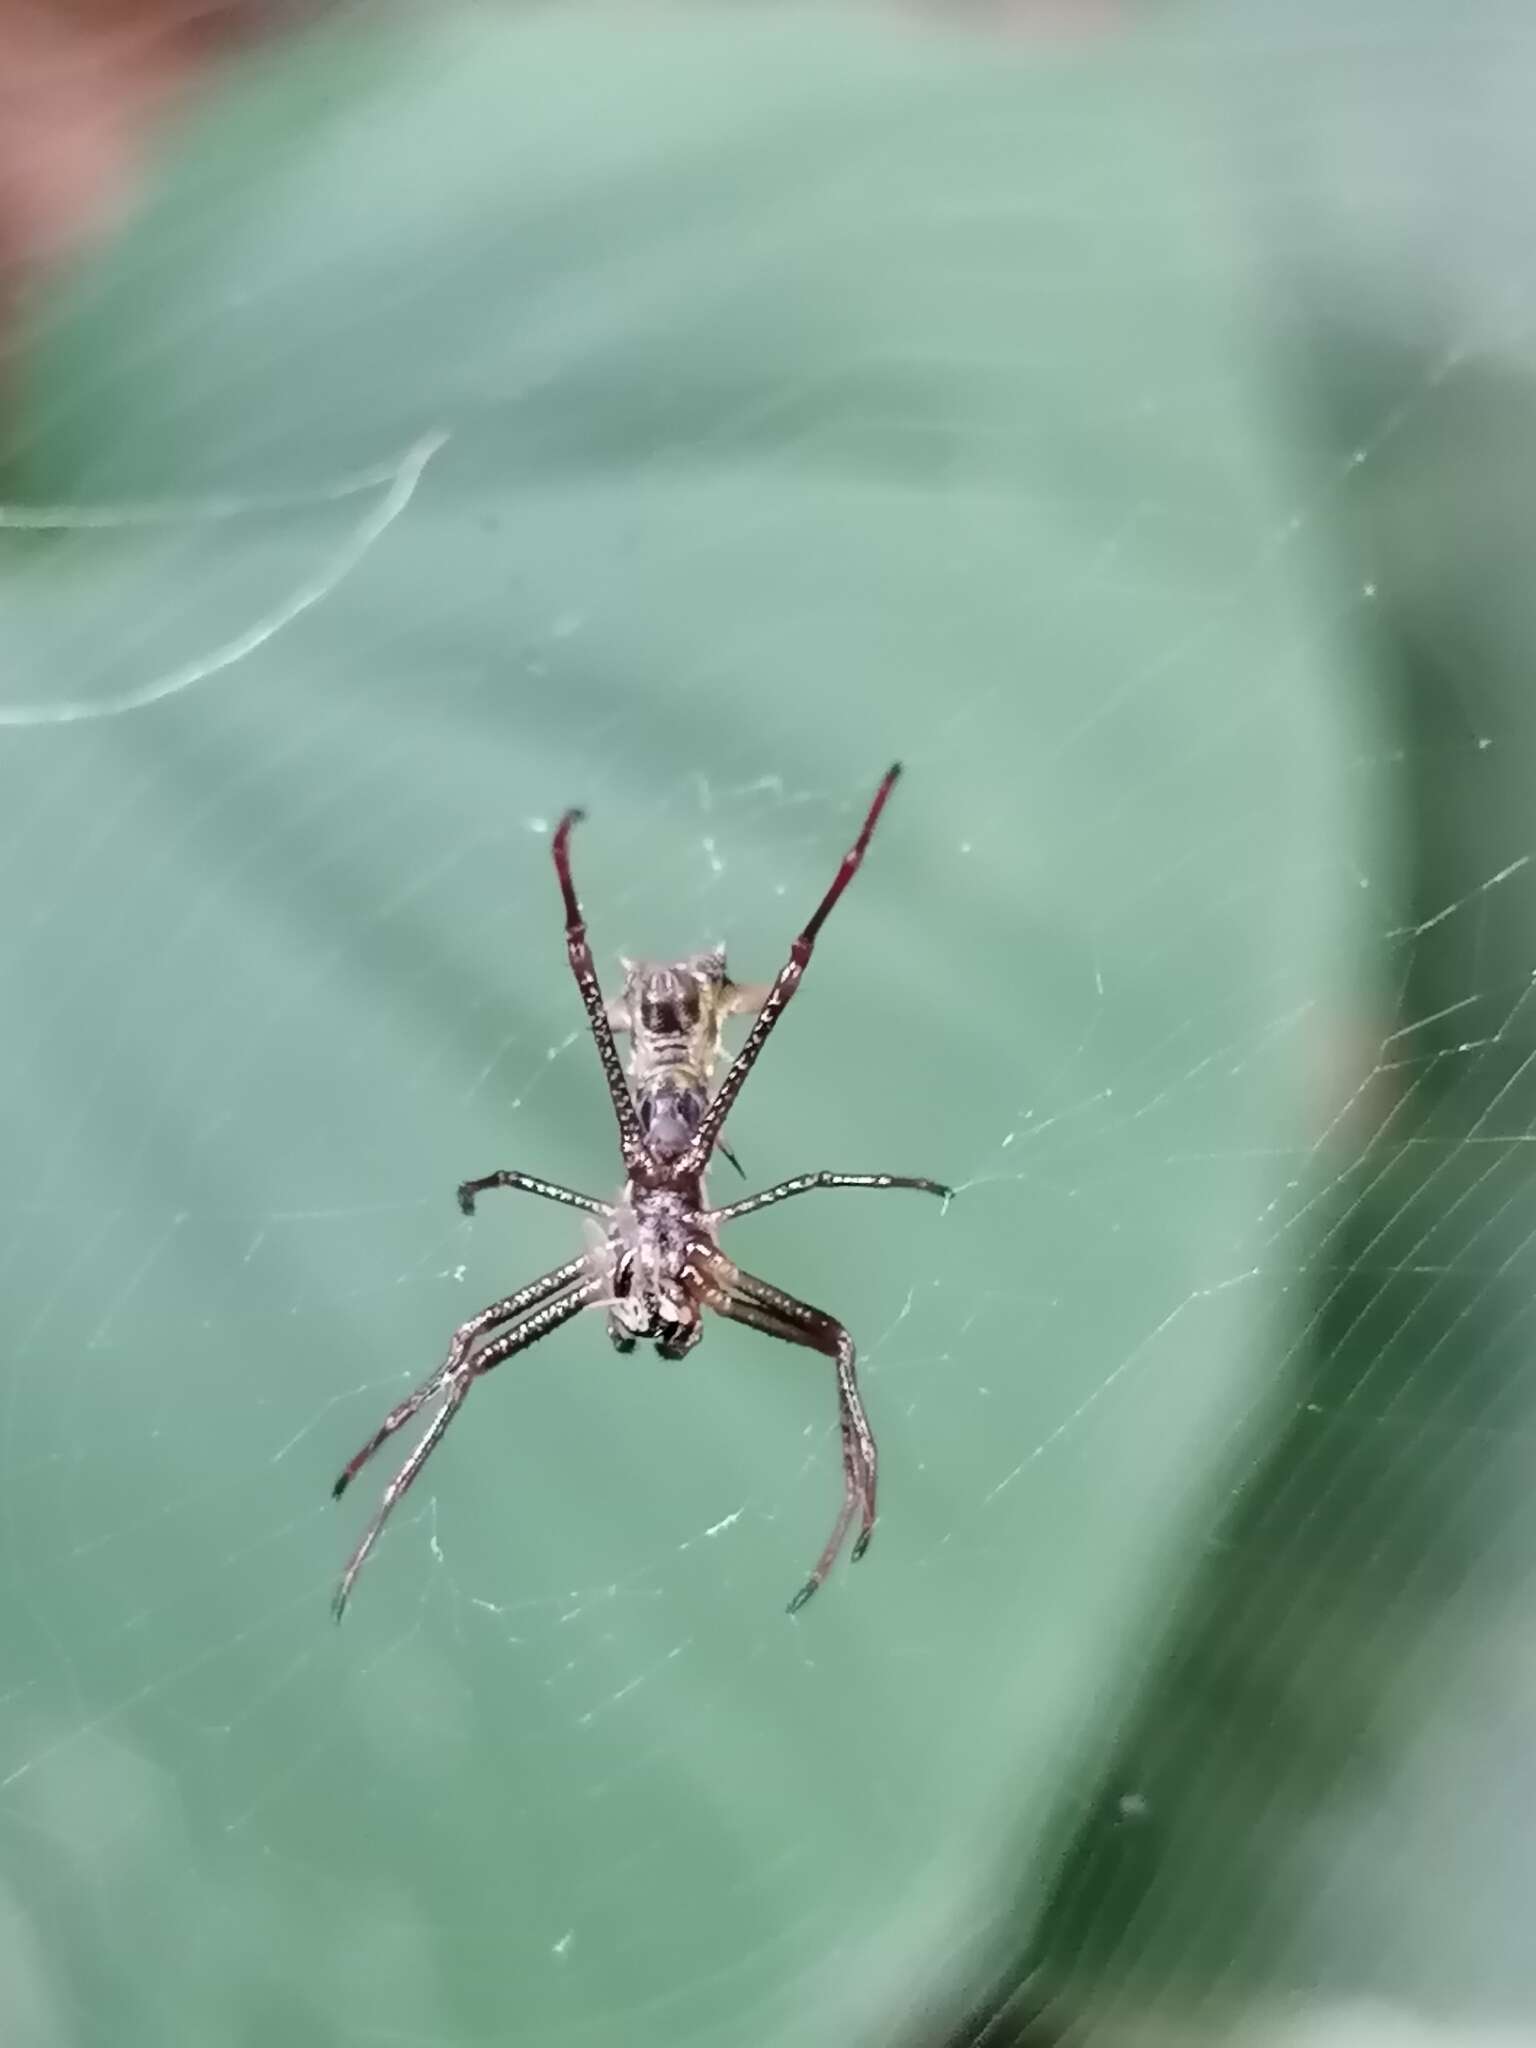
[0,5,1531,2045]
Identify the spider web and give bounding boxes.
[0,7,1531,2047]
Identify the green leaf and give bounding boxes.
[988,11,1536,2040]
[0,11,1376,2044]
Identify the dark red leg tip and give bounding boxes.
[551,807,586,861]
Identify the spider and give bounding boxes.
[330,763,949,1619]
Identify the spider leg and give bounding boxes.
[331,1372,472,1621]
[685,765,902,1173]
[690,1250,876,1613]
[332,1273,602,1619]
[331,1252,594,1501]
[468,1274,603,1380]
[457,1170,611,1218]
[707,1171,950,1228]
[551,809,644,1164]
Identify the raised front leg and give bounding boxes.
[551,808,644,1164]
[684,764,903,1174]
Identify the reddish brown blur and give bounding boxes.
[0,1,287,359]
[0,0,1122,382]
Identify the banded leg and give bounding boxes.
[551,808,644,1163]
[713,981,766,1180]
[332,1274,602,1619]
[687,764,903,1172]
[331,1252,593,1501]
[693,1252,876,1612]
[457,1169,611,1218]
[332,1373,472,1620]
[708,1171,950,1228]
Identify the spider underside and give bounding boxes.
[331,764,949,1618]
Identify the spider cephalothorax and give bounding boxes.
[330,765,949,1619]
[607,1187,705,1358]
